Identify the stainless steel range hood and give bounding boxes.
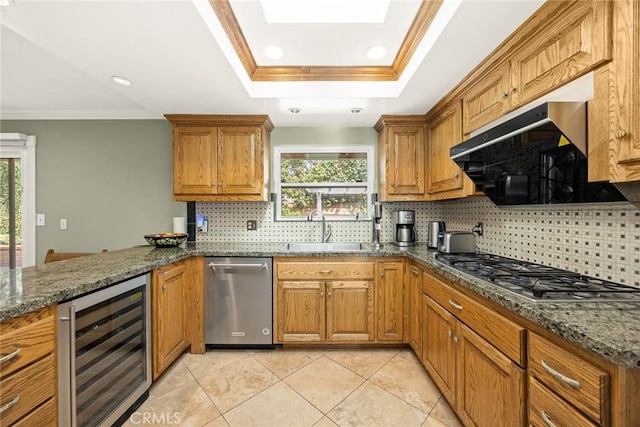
[450,102,629,206]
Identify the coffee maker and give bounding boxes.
[392,210,417,247]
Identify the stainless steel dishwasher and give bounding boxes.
[205,257,273,347]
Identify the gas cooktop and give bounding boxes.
[435,253,640,303]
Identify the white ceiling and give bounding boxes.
[0,0,544,127]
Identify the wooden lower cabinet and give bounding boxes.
[408,264,423,355]
[152,260,189,379]
[0,306,57,426]
[376,260,404,342]
[422,295,525,426]
[275,259,376,344]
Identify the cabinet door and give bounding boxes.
[427,103,465,196]
[152,261,188,379]
[423,296,456,407]
[376,261,404,342]
[326,281,374,342]
[385,126,426,198]
[217,127,263,195]
[173,127,217,195]
[276,281,325,342]
[510,0,611,107]
[456,322,525,427]
[462,62,512,135]
[408,265,423,355]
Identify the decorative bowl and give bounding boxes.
[143,233,188,248]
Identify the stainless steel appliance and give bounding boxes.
[58,274,151,427]
[437,231,476,254]
[450,102,627,206]
[436,253,640,302]
[427,221,445,248]
[205,257,273,347]
[372,202,383,249]
[392,210,417,247]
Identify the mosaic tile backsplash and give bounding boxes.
[196,198,639,287]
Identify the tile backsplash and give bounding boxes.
[196,198,639,287]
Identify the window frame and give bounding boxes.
[274,145,375,222]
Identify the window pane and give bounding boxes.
[280,188,368,218]
[280,155,367,184]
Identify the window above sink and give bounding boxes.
[274,146,374,222]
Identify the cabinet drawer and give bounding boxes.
[424,270,525,365]
[529,377,596,427]
[529,332,608,424]
[0,354,55,425]
[0,307,55,379]
[277,262,375,280]
[12,397,56,427]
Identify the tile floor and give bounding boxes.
[124,348,463,427]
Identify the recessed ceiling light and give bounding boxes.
[288,107,302,114]
[111,76,132,86]
[350,107,364,114]
[264,45,284,60]
[366,45,387,60]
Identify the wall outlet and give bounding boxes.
[247,220,257,231]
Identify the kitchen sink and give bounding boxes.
[282,242,368,252]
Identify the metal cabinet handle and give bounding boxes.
[209,263,267,271]
[0,395,20,414]
[448,299,463,311]
[541,411,557,427]
[318,270,332,275]
[162,285,167,291]
[615,129,627,139]
[453,336,460,343]
[327,291,332,297]
[447,330,453,337]
[541,360,581,389]
[500,92,508,99]
[320,291,324,297]
[0,348,20,363]
[218,182,222,186]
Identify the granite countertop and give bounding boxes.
[1,242,639,368]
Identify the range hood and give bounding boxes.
[450,102,628,206]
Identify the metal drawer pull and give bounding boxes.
[448,299,463,311]
[209,263,267,271]
[541,360,581,389]
[318,270,332,274]
[541,411,557,427]
[0,348,20,363]
[0,395,20,414]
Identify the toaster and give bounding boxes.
[438,231,476,254]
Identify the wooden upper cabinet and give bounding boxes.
[165,115,273,202]
[426,102,474,199]
[217,127,263,195]
[375,116,427,201]
[509,0,611,107]
[462,62,512,135]
[173,127,217,195]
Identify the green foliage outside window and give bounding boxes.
[0,159,22,245]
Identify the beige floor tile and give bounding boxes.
[198,355,279,413]
[313,416,340,427]
[324,348,400,378]
[149,357,196,398]
[252,348,326,379]
[223,381,324,427]
[284,356,366,413]
[429,398,463,427]
[421,416,450,427]
[203,415,231,427]
[328,382,427,427]
[122,382,220,427]
[369,350,441,413]
[182,350,250,379]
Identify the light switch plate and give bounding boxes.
[36,214,45,226]
[60,219,67,230]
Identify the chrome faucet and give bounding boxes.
[307,209,331,243]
